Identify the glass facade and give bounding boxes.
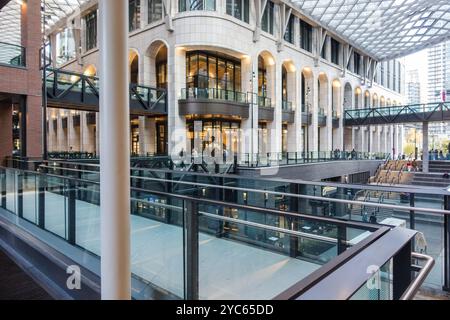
[84,10,97,51]
[148,0,163,24]
[186,119,241,156]
[353,52,361,76]
[129,0,141,31]
[226,0,249,23]
[300,20,312,52]
[258,56,268,97]
[261,1,274,35]
[186,51,241,93]
[282,65,288,102]
[179,0,216,11]
[284,16,295,44]
[331,38,340,65]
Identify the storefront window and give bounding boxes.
[283,16,294,44]
[179,0,215,11]
[186,51,241,92]
[300,20,312,52]
[282,124,288,153]
[226,0,249,23]
[187,120,240,157]
[282,65,288,102]
[258,56,267,97]
[84,10,97,51]
[261,1,274,35]
[55,28,76,66]
[148,0,163,24]
[129,0,141,31]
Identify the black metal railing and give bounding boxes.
[45,68,167,113]
[0,165,443,299]
[180,87,247,104]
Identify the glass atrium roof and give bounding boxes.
[291,0,450,61]
[0,0,89,45]
[0,0,450,61]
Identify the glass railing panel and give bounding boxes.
[22,172,38,224]
[5,169,17,213]
[130,192,185,298]
[0,42,25,67]
[196,206,323,299]
[350,258,393,300]
[43,175,68,238]
[412,192,445,290]
[74,180,101,253]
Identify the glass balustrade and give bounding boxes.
[0,42,26,67]
[1,166,387,299]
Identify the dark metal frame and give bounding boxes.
[344,102,450,126]
[45,68,167,115]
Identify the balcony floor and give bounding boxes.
[11,191,321,299]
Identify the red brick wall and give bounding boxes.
[0,0,43,159]
[26,95,42,157]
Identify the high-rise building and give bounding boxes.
[406,69,421,104]
[427,40,450,102]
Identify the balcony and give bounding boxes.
[257,95,274,121]
[302,104,312,125]
[332,110,340,128]
[179,87,249,118]
[0,42,25,68]
[282,100,295,123]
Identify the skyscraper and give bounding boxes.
[406,69,421,104]
[427,40,450,102]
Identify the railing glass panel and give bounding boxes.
[0,42,26,67]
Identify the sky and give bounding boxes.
[403,48,428,103]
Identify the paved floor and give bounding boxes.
[0,249,53,300]
[6,191,321,300]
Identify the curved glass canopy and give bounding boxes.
[290,0,450,61]
[0,0,449,61]
[0,0,90,45]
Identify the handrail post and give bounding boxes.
[67,179,76,245]
[444,195,450,291]
[337,224,347,254]
[185,200,199,299]
[393,241,413,299]
[0,168,6,209]
[37,173,45,228]
[289,183,299,258]
[17,171,23,218]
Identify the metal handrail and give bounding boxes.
[400,252,435,300]
[28,164,450,216]
[35,159,450,197]
[0,166,380,231]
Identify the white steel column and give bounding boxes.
[99,0,131,300]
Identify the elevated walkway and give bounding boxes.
[45,68,167,116]
[344,102,450,126]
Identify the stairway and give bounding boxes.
[418,160,450,173]
[412,172,450,188]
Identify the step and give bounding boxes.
[410,181,450,188]
[413,178,450,183]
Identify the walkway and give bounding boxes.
[0,249,52,300]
